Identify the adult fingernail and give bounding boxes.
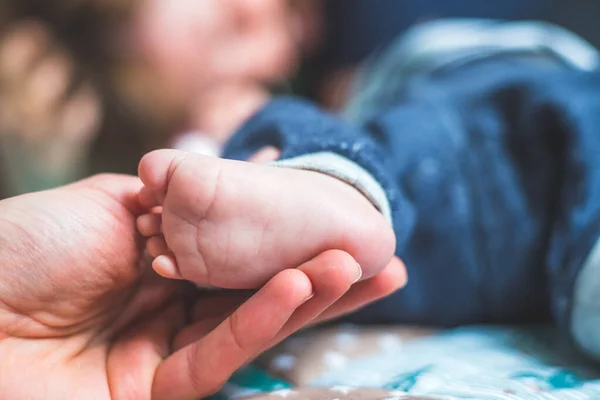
[354,262,363,284]
[301,293,315,305]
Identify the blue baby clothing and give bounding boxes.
[223,20,600,359]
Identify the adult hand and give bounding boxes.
[155,252,406,400]
[0,174,181,399]
[0,174,406,399]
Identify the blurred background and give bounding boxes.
[0,0,599,198]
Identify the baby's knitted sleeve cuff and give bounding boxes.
[269,152,392,224]
[223,97,414,245]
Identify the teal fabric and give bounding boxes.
[312,326,600,399]
[211,365,292,399]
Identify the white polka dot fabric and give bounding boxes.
[259,325,437,385]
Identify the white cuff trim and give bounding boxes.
[269,152,392,224]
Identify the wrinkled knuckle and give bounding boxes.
[186,347,213,396]
[228,310,250,350]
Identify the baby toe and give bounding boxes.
[146,235,169,258]
[138,186,160,208]
[152,254,182,280]
[138,149,187,203]
[137,212,162,237]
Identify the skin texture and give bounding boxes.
[0,173,406,399]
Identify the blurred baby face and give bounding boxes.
[132,0,298,106]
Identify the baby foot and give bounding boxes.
[137,149,396,289]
